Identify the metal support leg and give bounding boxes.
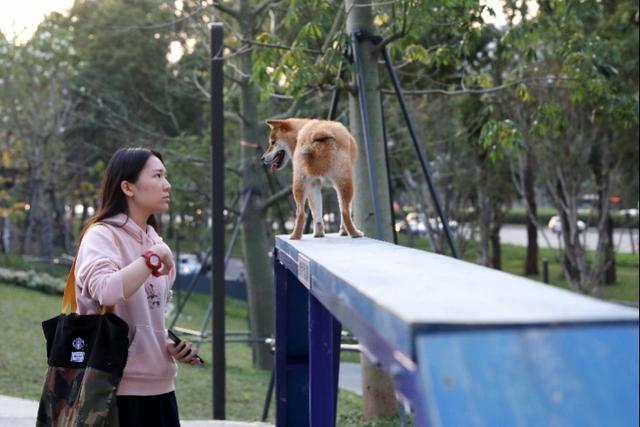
[309,293,341,427]
[261,366,275,422]
[275,250,309,427]
[380,47,459,258]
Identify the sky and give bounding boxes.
[0,0,74,43]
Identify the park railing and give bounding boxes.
[273,234,639,427]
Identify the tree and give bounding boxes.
[0,13,78,257]
[503,0,639,293]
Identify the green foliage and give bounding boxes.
[479,119,524,161]
[1,0,637,288]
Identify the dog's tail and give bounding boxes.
[310,129,336,143]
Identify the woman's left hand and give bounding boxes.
[168,339,202,366]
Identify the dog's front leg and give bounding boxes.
[289,179,306,240]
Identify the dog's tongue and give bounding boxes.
[271,163,277,172]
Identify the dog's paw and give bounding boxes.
[313,232,325,238]
[289,233,302,240]
[350,230,364,238]
[338,228,348,236]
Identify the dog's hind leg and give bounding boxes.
[334,178,364,238]
[289,179,306,240]
[307,180,325,238]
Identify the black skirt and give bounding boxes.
[117,391,180,427]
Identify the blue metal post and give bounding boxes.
[309,293,341,426]
[274,249,310,427]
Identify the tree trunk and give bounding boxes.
[81,201,89,224]
[23,175,43,255]
[0,217,7,253]
[592,138,616,286]
[476,166,490,267]
[556,179,589,293]
[346,0,397,420]
[604,213,616,284]
[237,0,274,370]
[490,213,502,270]
[40,195,54,259]
[49,187,71,254]
[523,150,539,275]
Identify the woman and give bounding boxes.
[75,147,199,427]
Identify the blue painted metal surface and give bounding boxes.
[273,235,640,426]
[275,250,309,427]
[417,323,639,427]
[309,293,341,426]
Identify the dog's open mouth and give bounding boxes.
[270,150,286,172]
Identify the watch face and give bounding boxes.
[150,254,160,266]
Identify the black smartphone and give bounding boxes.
[167,329,205,365]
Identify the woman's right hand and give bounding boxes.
[149,241,174,276]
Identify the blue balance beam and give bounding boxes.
[273,234,639,427]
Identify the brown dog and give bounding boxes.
[262,118,364,240]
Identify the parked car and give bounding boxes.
[547,215,586,234]
[176,253,202,275]
[403,213,458,235]
[405,213,428,235]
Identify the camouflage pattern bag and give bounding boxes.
[36,253,129,427]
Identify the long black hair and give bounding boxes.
[80,147,164,240]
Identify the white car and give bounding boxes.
[176,253,202,275]
[548,215,586,234]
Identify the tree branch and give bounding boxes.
[380,77,577,96]
[259,185,292,211]
[241,39,323,55]
[266,89,315,119]
[213,2,240,20]
[252,0,281,16]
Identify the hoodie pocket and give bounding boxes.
[124,325,177,379]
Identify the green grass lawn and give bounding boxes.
[0,283,403,426]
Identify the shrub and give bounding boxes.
[0,267,66,294]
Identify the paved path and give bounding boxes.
[500,224,638,253]
[0,396,273,427]
[0,394,273,427]
[0,363,363,426]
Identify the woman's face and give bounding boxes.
[125,155,171,214]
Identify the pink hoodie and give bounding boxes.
[74,213,177,396]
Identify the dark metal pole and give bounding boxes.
[261,367,276,421]
[351,32,385,240]
[327,61,344,121]
[381,47,459,258]
[380,91,398,245]
[210,23,225,420]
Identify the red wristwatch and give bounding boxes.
[142,250,163,277]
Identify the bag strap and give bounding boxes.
[61,222,115,315]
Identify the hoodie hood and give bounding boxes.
[101,213,161,245]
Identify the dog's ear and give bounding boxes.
[266,119,290,130]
